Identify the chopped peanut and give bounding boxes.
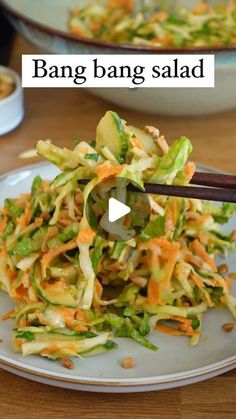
[122,357,135,369]
[145,125,160,139]
[0,73,15,100]
[156,135,169,155]
[61,358,74,370]
[222,323,234,333]
[231,230,236,241]
[218,263,229,275]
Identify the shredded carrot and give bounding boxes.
[184,161,196,182]
[0,308,16,321]
[151,11,168,22]
[156,323,195,336]
[160,34,174,46]
[96,164,122,181]
[191,274,204,289]
[108,0,133,12]
[190,239,217,272]
[131,137,144,150]
[40,344,59,355]
[74,324,88,332]
[141,237,171,253]
[22,270,30,287]
[94,279,103,297]
[77,228,95,244]
[80,147,89,154]
[7,268,17,282]
[198,231,209,245]
[41,240,77,278]
[12,285,32,305]
[165,198,180,237]
[172,316,194,335]
[162,243,180,288]
[42,226,58,251]
[145,238,179,306]
[0,248,7,258]
[70,26,86,37]
[44,226,58,240]
[13,338,24,348]
[188,214,212,228]
[56,307,75,328]
[75,308,87,322]
[194,1,208,14]
[93,279,104,309]
[172,316,190,325]
[18,317,27,328]
[16,204,32,229]
[91,22,101,32]
[35,217,43,228]
[148,278,162,306]
[0,219,7,234]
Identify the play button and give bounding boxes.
[108,198,130,223]
[85,177,151,242]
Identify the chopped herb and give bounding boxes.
[211,287,224,304]
[193,287,201,304]
[72,137,80,145]
[104,340,118,350]
[89,139,96,148]
[85,153,99,162]
[31,176,43,195]
[4,199,23,219]
[15,330,35,342]
[191,317,200,330]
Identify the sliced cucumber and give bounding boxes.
[128,125,159,156]
[96,111,129,163]
[31,263,78,308]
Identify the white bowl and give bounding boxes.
[0,65,24,136]
[1,0,236,116]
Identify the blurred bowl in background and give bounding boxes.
[0,65,24,135]
[1,0,236,116]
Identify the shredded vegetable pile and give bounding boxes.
[69,0,236,48]
[0,110,236,365]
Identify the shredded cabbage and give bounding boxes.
[0,110,235,366]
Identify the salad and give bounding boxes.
[69,0,236,48]
[0,110,235,368]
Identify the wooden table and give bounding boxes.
[0,36,235,419]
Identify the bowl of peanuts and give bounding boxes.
[0,65,24,136]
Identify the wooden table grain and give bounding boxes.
[0,36,235,419]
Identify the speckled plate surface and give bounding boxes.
[0,163,235,393]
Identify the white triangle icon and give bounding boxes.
[108,197,131,223]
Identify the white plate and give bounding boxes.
[0,163,235,393]
[2,0,236,115]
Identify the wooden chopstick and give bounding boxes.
[142,183,236,203]
[191,172,236,190]
[78,171,236,203]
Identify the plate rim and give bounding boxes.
[0,161,235,388]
